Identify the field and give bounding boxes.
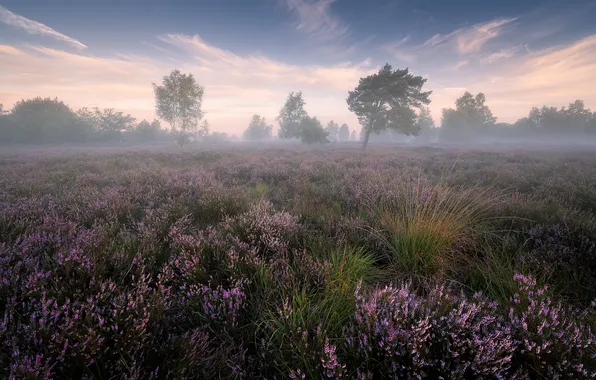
[1,144,595,379]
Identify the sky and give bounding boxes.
[1,0,595,136]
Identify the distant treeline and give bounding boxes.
[1,92,595,146]
[0,97,174,145]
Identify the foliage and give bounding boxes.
[153,69,205,147]
[277,91,308,139]
[6,97,85,144]
[0,146,595,378]
[92,107,136,140]
[297,116,329,144]
[135,119,163,141]
[347,63,432,149]
[338,123,350,142]
[243,114,273,141]
[440,91,497,142]
[324,120,340,142]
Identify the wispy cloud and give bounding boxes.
[421,17,516,55]
[481,45,523,64]
[383,35,416,63]
[281,0,348,42]
[0,5,87,50]
[455,18,516,54]
[451,60,469,70]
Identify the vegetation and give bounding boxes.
[243,114,273,141]
[152,69,206,147]
[0,146,594,378]
[347,63,432,150]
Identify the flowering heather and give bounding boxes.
[1,146,595,378]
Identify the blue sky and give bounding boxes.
[1,0,595,135]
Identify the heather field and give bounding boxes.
[1,145,595,379]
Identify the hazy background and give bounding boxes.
[1,0,595,137]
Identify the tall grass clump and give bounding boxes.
[372,176,503,281]
[256,246,378,378]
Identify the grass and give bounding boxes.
[1,145,595,378]
[371,175,504,282]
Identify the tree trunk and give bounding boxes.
[361,126,372,150]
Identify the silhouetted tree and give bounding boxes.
[297,116,328,144]
[243,114,273,141]
[153,69,205,147]
[277,91,307,139]
[347,63,432,150]
[338,123,350,142]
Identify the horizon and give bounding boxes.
[1,0,595,136]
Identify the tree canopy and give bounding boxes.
[325,120,340,142]
[347,63,432,149]
[440,92,497,142]
[298,116,329,144]
[338,123,350,142]
[243,115,273,141]
[277,91,308,139]
[153,69,205,147]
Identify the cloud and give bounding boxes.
[420,17,516,55]
[455,18,516,54]
[383,35,416,63]
[481,45,523,64]
[0,5,87,50]
[451,60,469,70]
[281,0,348,42]
[427,34,596,124]
[0,34,377,134]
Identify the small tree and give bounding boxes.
[243,114,273,141]
[277,91,308,139]
[413,106,436,143]
[325,120,340,142]
[347,63,432,150]
[440,92,496,142]
[93,107,136,141]
[298,116,328,144]
[338,123,350,142]
[349,129,357,141]
[136,119,163,141]
[153,69,205,147]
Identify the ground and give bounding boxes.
[0,144,594,379]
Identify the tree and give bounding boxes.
[324,120,340,142]
[136,119,163,141]
[153,69,205,147]
[338,123,350,142]
[93,107,136,140]
[297,116,328,144]
[243,114,273,141]
[349,129,357,141]
[347,63,432,150]
[413,106,436,143]
[9,97,83,144]
[440,92,496,142]
[0,104,5,115]
[277,91,308,139]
